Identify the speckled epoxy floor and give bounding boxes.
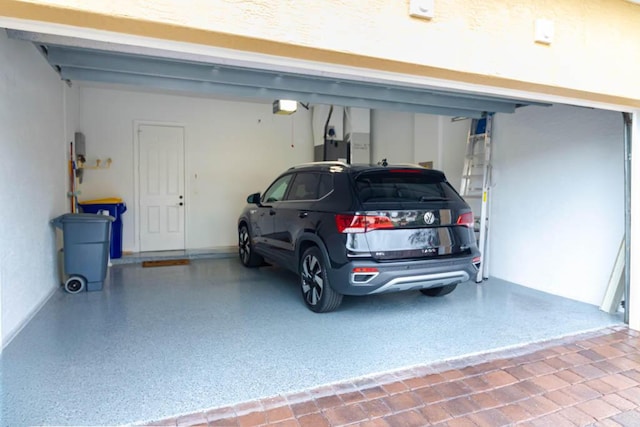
[1,258,623,426]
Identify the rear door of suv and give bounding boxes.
[338,168,476,261]
[271,171,333,270]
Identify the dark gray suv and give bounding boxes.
[238,162,480,312]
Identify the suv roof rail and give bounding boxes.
[388,163,426,168]
[288,161,350,170]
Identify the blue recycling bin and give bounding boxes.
[78,198,127,259]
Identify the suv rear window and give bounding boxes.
[286,172,334,201]
[287,173,320,201]
[355,170,461,204]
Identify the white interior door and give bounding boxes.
[138,124,185,252]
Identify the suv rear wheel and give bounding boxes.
[238,225,263,267]
[420,284,457,297]
[300,247,343,313]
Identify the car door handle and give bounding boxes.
[299,211,309,218]
[269,209,277,216]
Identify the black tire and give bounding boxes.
[420,284,457,297]
[64,276,86,294]
[299,247,343,313]
[238,225,263,267]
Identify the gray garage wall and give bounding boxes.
[489,105,623,305]
[77,86,314,252]
[371,110,415,164]
[0,33,72,347]
[371,111,469,183]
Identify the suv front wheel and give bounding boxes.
[238,225,263,267]
[300,247,343,313]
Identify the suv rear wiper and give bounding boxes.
[419,196,448,202]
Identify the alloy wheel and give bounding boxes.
[239,227,250,264]
[301,253,324,306]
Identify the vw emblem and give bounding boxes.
[423,211,436,225]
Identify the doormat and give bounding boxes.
[142,259,190,268]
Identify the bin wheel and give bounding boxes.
[64,276,86,294]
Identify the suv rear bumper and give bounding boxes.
[327,255,479,296]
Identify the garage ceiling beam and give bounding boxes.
[45,47,521,114]
[59,67,487,118]
[6,30,551,117]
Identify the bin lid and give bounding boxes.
[79,198,123,205]
[51,213,115,228]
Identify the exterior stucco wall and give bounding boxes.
[3,0,640,105]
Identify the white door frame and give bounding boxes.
[630,110,640,331]
[133,120,188,253]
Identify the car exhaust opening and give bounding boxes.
[352,267,379,284]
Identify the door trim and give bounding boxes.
[133,120,188,253]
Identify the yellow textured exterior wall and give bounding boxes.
[2,0,640,106]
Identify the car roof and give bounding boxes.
[287,161,446,178]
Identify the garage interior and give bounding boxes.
[0,25,628,426]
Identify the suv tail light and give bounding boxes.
[335,214,393,233]
[456,212,474,228]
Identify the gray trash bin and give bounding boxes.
[52,213,114,293]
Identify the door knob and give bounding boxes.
[179,195,183,199]
[179,202,184,206]
[299,211,309,218]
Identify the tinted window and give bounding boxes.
[355,171,460,203]
[287,173,320,201]
[263,174,293,203]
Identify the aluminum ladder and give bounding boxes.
[460,114,493,283]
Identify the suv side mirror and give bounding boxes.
[247,192,261,205]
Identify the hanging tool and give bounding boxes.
[67,142,80,213]
[68,142,74,213]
